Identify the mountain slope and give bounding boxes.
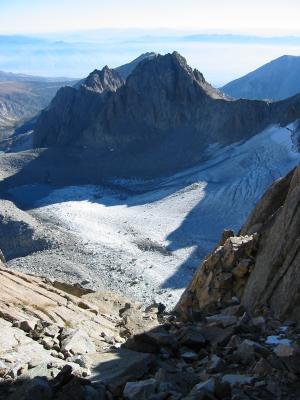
[2,120,299,309]
[33,52,300,177]
[0,69,71,83]
[222,55,300,100]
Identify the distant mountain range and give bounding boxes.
[0,78,75,141]
[33,52,300,177]
[222,55,300,100]
[0,70,73,83]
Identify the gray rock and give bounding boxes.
[181,351,198,362]
[222,374,253,386]
[18,319,37,333]
[206,314,238,327]
[87,349,155,391]
[61,329,96,355]
[67,355,90,369]
[123,378,158,400]
[274,344,296,357]
[21,363,52,380]
[178,327,206,350]
[187,378,216,397]
[241,165,300,321]
[207,354,224,373]
[43,324,60,338]
[237,339,270,357]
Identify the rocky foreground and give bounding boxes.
[0,164,299,400]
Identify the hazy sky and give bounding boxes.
[1,0,300,34]
[1,0,300,84]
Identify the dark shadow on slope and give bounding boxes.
[0,147,224,291]
[0,146,210,207]
[1,145,291,291]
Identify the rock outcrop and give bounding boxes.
[0,199,52,260]
[33,52,300,177]
[175,233,259,318]
[3,252,300,400]
[74,66,124,93]
[176,164,300,321]
[0,257,160,399]
[241,165,300,319]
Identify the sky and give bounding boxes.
[0,1,300,85]
[1,0,300,34]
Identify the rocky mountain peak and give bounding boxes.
[125,51,226,101]
[81,66,124,93]
[33,52,300,176]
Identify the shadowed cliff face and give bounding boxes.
[33,52,300,177]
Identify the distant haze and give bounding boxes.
[1,0,300,86]
[1,31,300,86]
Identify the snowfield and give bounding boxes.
[8,123,300,308]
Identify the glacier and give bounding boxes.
[7,122,300,308]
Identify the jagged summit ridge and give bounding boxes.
[126,51,227,100]
[82,66,124,93]
[34,51,300,177]
[74,65,124,93]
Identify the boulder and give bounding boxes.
[206,314,237,327]
[87,349,155,391]
[61,329,96,355]
[186,379,216,398]
[123,378,158,400]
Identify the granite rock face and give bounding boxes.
[176,164,300,321]
[33,52,300,177]
[175,232,259,318]
[241,165,300,319]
